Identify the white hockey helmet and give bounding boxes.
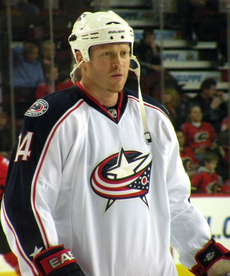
[68,10,135,63]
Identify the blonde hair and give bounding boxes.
[164,87,180,106]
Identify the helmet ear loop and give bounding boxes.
[70,59,84,83]
[129,55,141,78]
[129,56,152,144]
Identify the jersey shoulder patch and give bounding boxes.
[25,99,49,117]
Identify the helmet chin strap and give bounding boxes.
[129,56,152,144]
[70,60,84,83]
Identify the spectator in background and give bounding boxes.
[134,28,175,102]
[190,151,222,194]
[162,86,180,129]
[187,78,228,133]
[135,28,162,77]
[13,42,45,90]
[40,40,56,68]
[35,64,59,99]
[40,39,74,90]
[176,130,199,179]
[36,64,73,100]
[181,105,218,162]
[134,28,162,101]
[11,42,45,118]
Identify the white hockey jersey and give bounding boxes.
[1,83,211,276]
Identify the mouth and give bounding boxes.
[111,73,124,79]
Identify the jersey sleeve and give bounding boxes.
[1,87,86,276]
[166,122,211,269]
[1,108,67,275]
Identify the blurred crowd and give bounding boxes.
[1,41,229,195]
[0,39,74,162]
[144,75,230,195]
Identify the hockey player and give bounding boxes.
[1,10,230,276]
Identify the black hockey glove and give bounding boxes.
[33,245,85,276]
[190,239,230,276]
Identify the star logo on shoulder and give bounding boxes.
[30,246,43,258]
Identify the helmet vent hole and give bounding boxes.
[68,35,77,42]
[82,34,89,40]
[106,21,120,25]
[90,32,100,39]
[110,36,114,40]
[121,35,124,39]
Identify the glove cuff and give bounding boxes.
[33,245,84,276]
[190,239,230,276]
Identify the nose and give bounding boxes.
[112,53,123,69]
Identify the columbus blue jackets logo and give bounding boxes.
[91,146,152,211]
[25,99,49,117]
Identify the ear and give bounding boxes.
[75,51,83,64]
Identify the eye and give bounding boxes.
[120,51,130,58]
[102,51,112,56]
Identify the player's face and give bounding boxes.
[82,43,131,94]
